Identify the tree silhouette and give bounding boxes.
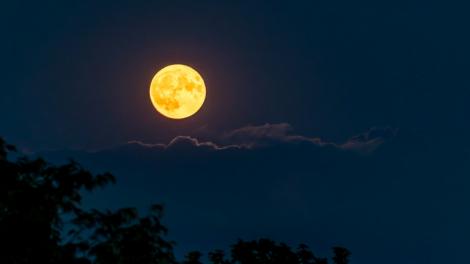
[0,138,351,264]
[0,138,175,264]
[0,138,114,263]
[231,239,299,264]
[183,251,203,264]
[208,250,230,264]
[332,247,351,264]
[314,258,329,264]
[297,244,316,264]
[74,205,176,264]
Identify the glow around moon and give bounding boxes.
[149,64,206,119]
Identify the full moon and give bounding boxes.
[149,64,206,119]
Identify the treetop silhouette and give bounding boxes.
[0,138,350,264]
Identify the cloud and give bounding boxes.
[126,140,166,149]
[126,124,397,153]
[164,136,243,151]
[221,123,327,147]
[127,136,243,152]
[341,127,399,153]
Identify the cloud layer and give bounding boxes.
[125,123,397,153]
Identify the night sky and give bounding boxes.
[1,1,469,264]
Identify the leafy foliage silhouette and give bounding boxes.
[0,138,350,264]
[183,251,203,264]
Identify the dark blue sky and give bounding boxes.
[1,1,469,263]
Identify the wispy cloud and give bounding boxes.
[125,123,397,154]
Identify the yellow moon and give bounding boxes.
[149,64,206,119]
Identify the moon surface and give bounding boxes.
[149,64,206,119]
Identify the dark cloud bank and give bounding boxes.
[45,124,469,264]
